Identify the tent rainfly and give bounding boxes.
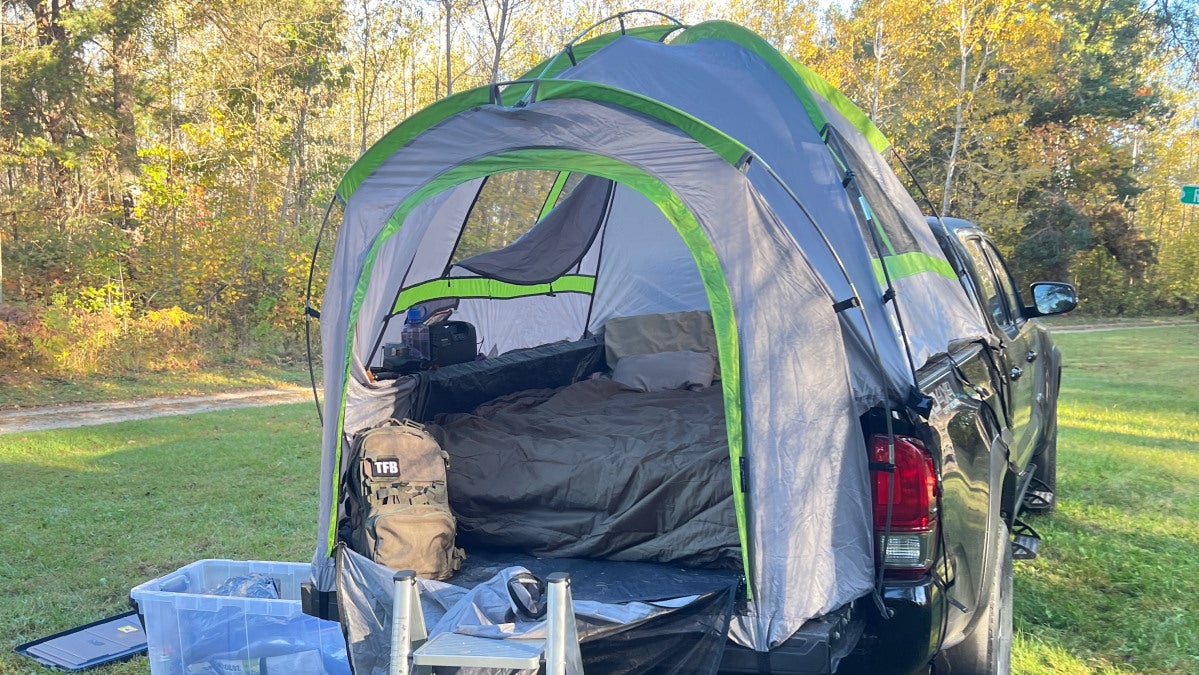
[310,16,989,657]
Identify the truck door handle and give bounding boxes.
[1010,367,1024,380]
[1026,350,1038,362]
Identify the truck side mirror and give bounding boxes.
[1028,282,1078,317]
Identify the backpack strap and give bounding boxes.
[373,484,410,503]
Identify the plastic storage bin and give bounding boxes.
[129,559,349,675]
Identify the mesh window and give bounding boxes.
[824,127,920,258]
[454,174,614,285]
[451,170,580,264]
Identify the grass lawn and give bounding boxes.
[0,326,1196,673]
[0,403,321,675]
[1037,315,1195,330]
[1012,325,1199,674]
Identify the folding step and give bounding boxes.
[414,632,544,669]
[389,570,583,675]
[1011,518,1041,560]
[1022,475,1055,512]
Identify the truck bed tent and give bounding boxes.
[311,17,989,656]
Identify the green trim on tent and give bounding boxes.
[672,21,890,154]
[393,275,596,313]
[785,57,890,153]
[873,252,957,285]
[538,171,572,220]
[537,80,749,164]
[336,79,750,200]
[336,88,490,200]
[333,148,754,595]
[671,21,830,136]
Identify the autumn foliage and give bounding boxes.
[0,0,1196,378]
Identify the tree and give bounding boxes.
[481,0,525,83]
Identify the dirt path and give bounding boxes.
[1052,319,1195,334]
[2,321,1191,434]
[0,387,316,434]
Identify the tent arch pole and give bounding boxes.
[750,152,917,396]
[303,196,340,426]
[332,148,755,596]
[336,79,749,203]
[522,24,685,86]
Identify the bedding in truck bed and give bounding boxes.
[430,377,739,567]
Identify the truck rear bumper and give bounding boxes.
[717,603,861,674]
[718,577,944,675]
[837,577,945,675]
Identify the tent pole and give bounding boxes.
[304,197,338,425]
[893,149,972,281]
[562,10,685,48]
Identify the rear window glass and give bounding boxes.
[962,238,1007,327]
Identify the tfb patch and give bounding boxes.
[373,457,401,477]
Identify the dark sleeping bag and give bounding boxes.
[428,378,740,568]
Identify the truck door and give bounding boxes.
[960,237,1040,469]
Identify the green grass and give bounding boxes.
[1012,325,1199,674]
[0,404,321,674]
[0,364,315,409]
[1,327,1196,673]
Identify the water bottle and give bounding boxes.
[401,306,430,361]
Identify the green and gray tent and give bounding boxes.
[312,18,988,653]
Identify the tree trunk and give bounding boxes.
[941,3,971,217]
[112,15,139,229]
[870,13,884,119]
[33,0,75,230]
[485,0,512,84]
[443,0,453,95]
[284,82,311,232]
[359,0,370,153]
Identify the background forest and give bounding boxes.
[1,0,1197,378]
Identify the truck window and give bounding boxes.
[981,241,1026,330]
[961,238,1007,329]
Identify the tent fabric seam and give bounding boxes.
[670,22,830,139]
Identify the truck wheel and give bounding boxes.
[940,528,1013,674]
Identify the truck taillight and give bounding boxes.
[870,434,939,575]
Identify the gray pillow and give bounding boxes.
[611,350,716,392]
[602,311,721,380]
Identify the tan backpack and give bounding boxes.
[347,418,465,580]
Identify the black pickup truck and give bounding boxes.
[852,217,1076,673]
[721,217,1077,675]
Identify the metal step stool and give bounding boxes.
[388,570,584,675]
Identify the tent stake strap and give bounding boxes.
[832,297,861,313]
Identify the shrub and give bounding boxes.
[0,303,56,372]
[54,305,201,374]
[0,299,203,377]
